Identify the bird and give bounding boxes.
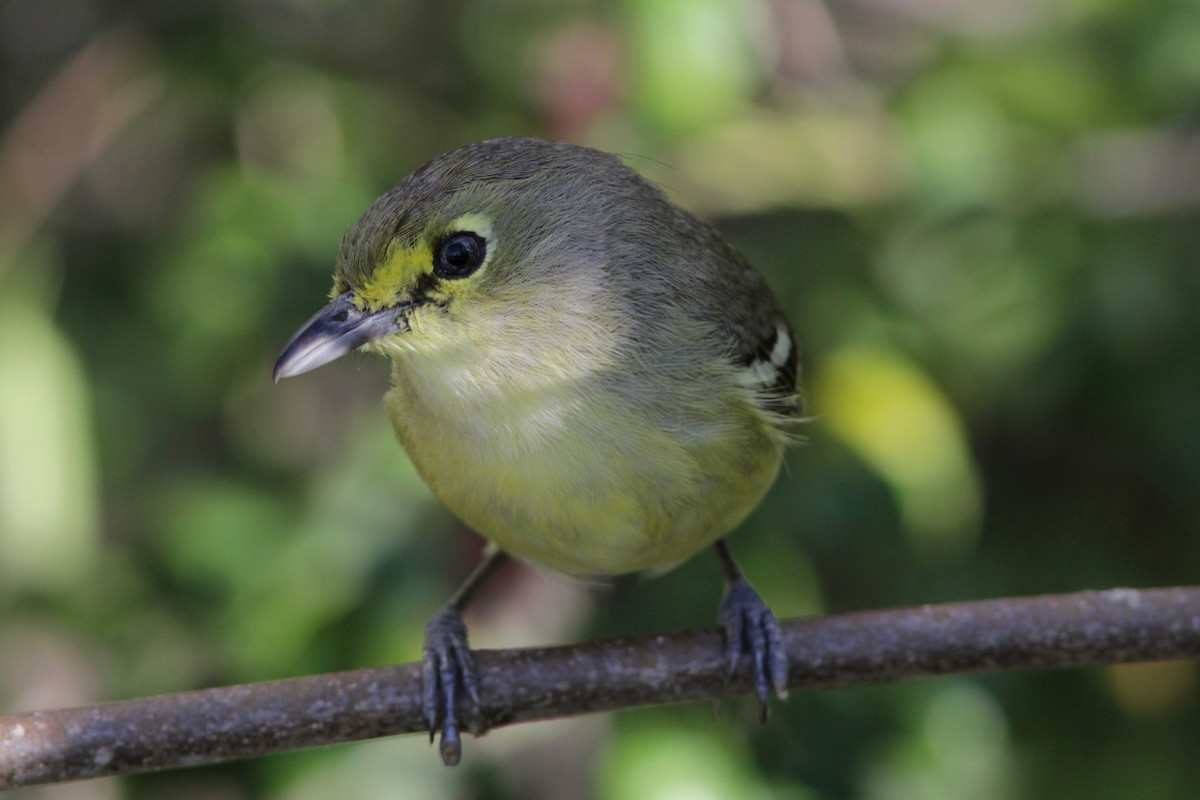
[273,137,802,765]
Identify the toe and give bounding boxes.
[764,612,789,700]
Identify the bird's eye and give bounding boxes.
[434,232,487,279]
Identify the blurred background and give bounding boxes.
[2,0,1199,797]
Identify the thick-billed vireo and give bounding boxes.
[274,137,802,765]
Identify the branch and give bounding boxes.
[3,586,1199,789]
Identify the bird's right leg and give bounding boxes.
[423,543,508,766]
[713,538,788,721]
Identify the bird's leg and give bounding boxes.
[714,539,789,721]
[423,544,508,766]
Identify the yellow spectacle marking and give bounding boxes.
[352,213,494,312]
[448,213,493,241]
[355,242,433,311]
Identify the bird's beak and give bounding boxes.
[273,292,404,382]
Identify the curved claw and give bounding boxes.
[422,608,484,766]
[718,578,789,721]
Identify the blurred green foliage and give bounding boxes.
[2,0,1199,797]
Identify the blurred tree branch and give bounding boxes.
[0,25,158,272]
[3,586,1199,789]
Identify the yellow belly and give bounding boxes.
[383,366,783,576]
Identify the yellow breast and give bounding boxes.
[371,275,785,575]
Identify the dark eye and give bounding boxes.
[434,232,487,279]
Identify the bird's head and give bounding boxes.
[273,138,625,382]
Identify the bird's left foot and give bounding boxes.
[718,577,789,721]
[422,608,484,766]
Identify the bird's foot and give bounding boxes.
[422,608,484,766]
[718,577,788,721]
